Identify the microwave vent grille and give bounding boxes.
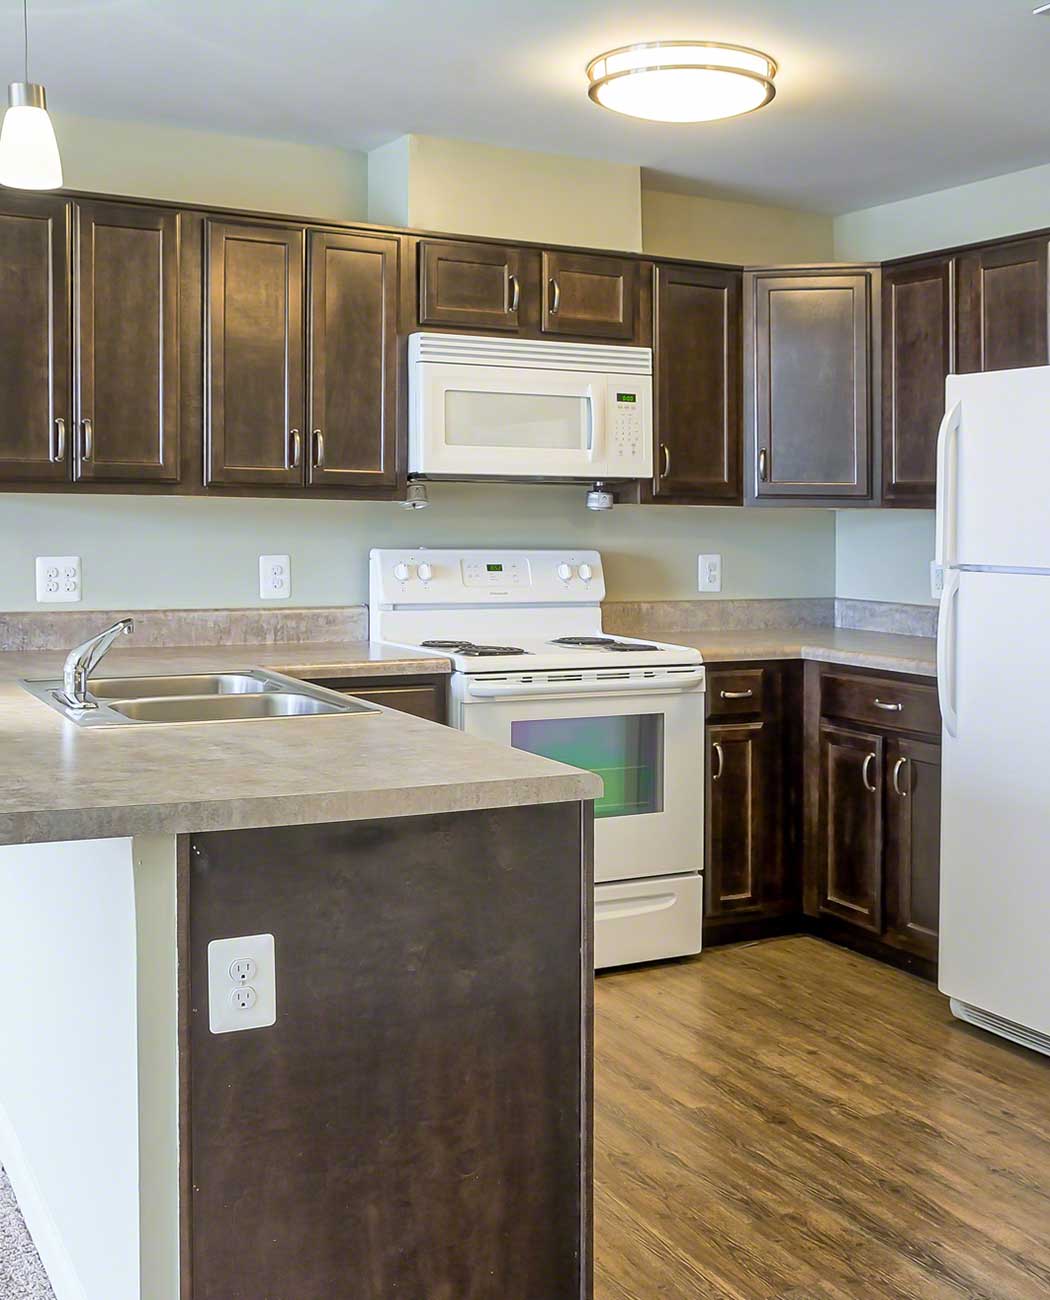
[410,332,652,375]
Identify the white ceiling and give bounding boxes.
[13,0,1050,213]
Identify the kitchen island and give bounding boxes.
[0,644,600,1300]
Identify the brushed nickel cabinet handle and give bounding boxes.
[289,428,302,469]
[874,698,903,712]
[721,688,754,700]
[712,741,724,782]
[550,277,560,314]
[313,429,325,469]
[51,417,66,463]
[892,756,909,797]
[863,752,877,793]
[759,448,769,482]
[81,418,93,461]
[508,273,520,313]
[661,443,671,477]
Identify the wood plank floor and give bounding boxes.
[594,936,1050,1300]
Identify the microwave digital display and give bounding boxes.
[616,392,637,403]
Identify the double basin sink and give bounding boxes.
[21,670,378,728]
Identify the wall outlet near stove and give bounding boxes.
[36,555,81,603]
[259,554,291,599]
[208,934,277,1034]
[698,554,722,593]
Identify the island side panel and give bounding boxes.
[184,802,592,1300]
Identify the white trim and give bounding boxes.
[409,331,652,373]
[0,1098,88,1300]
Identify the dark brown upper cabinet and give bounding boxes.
[307,230,399,489]
[205,221,305,487]
[0,193,70,483]
[540,250,636,340]
[956,236,1049,374]
[652,263,741,502]
[418,239,523,331]
[881,255,953,508]
[74,202,180,483]
[747,267,876,502]
[817,722,884,933]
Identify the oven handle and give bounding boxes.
[463,668,706,698]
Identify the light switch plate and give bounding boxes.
[698,554,722,593]
[259,554,291,600]
[208,933,277,1034]
[36,555,81,603]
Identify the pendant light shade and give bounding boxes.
[0,82,63,189]
[587,41,777,123]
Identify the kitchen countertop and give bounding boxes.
[651,627,937,678]
[0,641,602,847]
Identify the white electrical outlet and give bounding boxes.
[36,556,81,603]
[259,554,291,600]
[208,934,277,1034]
[698,554,722,593]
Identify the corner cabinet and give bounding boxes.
[206,220,400,490]
[745,265,879,503]
[652,263,741,503]
[956,236,1049,374]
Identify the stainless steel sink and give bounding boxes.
[20,668,379,727]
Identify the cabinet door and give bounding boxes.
[541,250,637,340]
[956,238,1048,374]
[653,264,741,501]
[418,239,523,331]
[884,737,941,960]
[307,231,399,489]
[752,271,872,499]
[0,194,70,481]
[881,256,952,507]
[205,221,304,486]
[707,722,766,916]
[74,202,180,482]
[817,723,884,932]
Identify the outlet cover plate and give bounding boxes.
[698,553,722,594]
[208,933,277,1034]
[36,556,81,603]
[259,554,291,600]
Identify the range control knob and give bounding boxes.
[556,562,574,582]
[417,562,434,582]
[393,561,414,582]
[578,562,594,583]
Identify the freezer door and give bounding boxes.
[942,366,1050,569]
[938,569,1050,1035]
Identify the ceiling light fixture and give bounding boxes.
[0,0,63,190]
[586,41,777,123]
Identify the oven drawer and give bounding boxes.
[820,670,940,735]
[707,667,765,720]
[594,874,703,969]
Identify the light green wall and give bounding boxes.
[642,189,835,265]
[834,511,936,607]
[52,111,368,221]
[833,161,1050,262]
[0,491,835,611]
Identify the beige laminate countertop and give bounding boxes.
[654,627,937,678]
[0,641,603,847]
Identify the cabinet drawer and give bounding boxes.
[820,671,939,735]
[707,668,765,720]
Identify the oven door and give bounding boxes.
[458,677,704,883]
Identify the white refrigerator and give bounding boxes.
[937,364,1050,1055]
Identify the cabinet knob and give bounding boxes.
[712,741,724,782]
[51,417,66,463]
[892,756,910,797]
[312,429,325,469]
[661,443,671,478]
[81,418,93,461]
[862,751,877,793]
[549,277,561,315]
[758,448,769,482]
[874,698,903,712]
[507,273,520,313]
[289,428,302,469]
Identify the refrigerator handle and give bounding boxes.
[937,571,960,739]
[935,400,962,570]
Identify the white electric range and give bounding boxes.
[369,548,706,968]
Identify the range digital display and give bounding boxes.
[486,563,503,572]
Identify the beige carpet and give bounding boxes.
[0,1168,53,1300]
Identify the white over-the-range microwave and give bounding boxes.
[408,332,653,481]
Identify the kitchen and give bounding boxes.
[2,2,1050,1298]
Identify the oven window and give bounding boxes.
[445,390,591,450]
[511,714,664,818]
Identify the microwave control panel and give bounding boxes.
[605,379,651,471]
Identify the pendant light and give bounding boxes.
[587,41,777,123]
[0,0,63,190]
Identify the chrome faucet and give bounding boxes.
[56,618,135,710]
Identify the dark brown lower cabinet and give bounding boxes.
[708,722,767,915]
[310,673,448,724]
[884,736,942,959]
[817,723,885,933]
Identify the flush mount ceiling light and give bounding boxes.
[0,0,63,190]
[586,41,777,123]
